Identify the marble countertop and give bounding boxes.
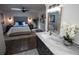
[36,32,79,55]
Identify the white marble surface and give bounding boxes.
[73,33,79,45]
[36,32,79,55]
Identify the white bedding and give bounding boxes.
[7,24,30,36]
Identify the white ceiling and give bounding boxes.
[0,4,46,18]
[0,4,46,13]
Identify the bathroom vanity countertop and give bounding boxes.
[36,32,79,55]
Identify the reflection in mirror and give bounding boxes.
[48,4,62,34]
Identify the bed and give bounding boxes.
[7,22,31,37]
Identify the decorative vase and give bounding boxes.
[63,33,73,46]
[63,40,72,46]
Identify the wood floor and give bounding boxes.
[5,36,37,55]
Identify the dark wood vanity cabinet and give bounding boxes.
[36,37,53,55]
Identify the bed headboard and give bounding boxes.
[14,17,28,24]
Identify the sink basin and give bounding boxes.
[40,32,64,44]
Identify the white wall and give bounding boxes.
[45,4,49,31]
[38,11,46,30]
[60,4,79,36]
[62,4,79,25]
[0,13,6,55]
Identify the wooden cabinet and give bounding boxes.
[37,37,53,55]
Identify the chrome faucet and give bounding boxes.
[49,30,52,35]
[49,27,52,35]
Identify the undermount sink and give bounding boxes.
[41,32,64,44]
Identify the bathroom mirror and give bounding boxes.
[48,4,62,34]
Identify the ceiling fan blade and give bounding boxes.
[11,7,30,13]
[11,8,21,10]
[25,10,29,11]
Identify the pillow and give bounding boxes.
[25,24,28,26]
[14,22,19,26]
[18,22,23,25]
[23,22,26,26]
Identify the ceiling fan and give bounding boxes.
[11,7,30,13]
